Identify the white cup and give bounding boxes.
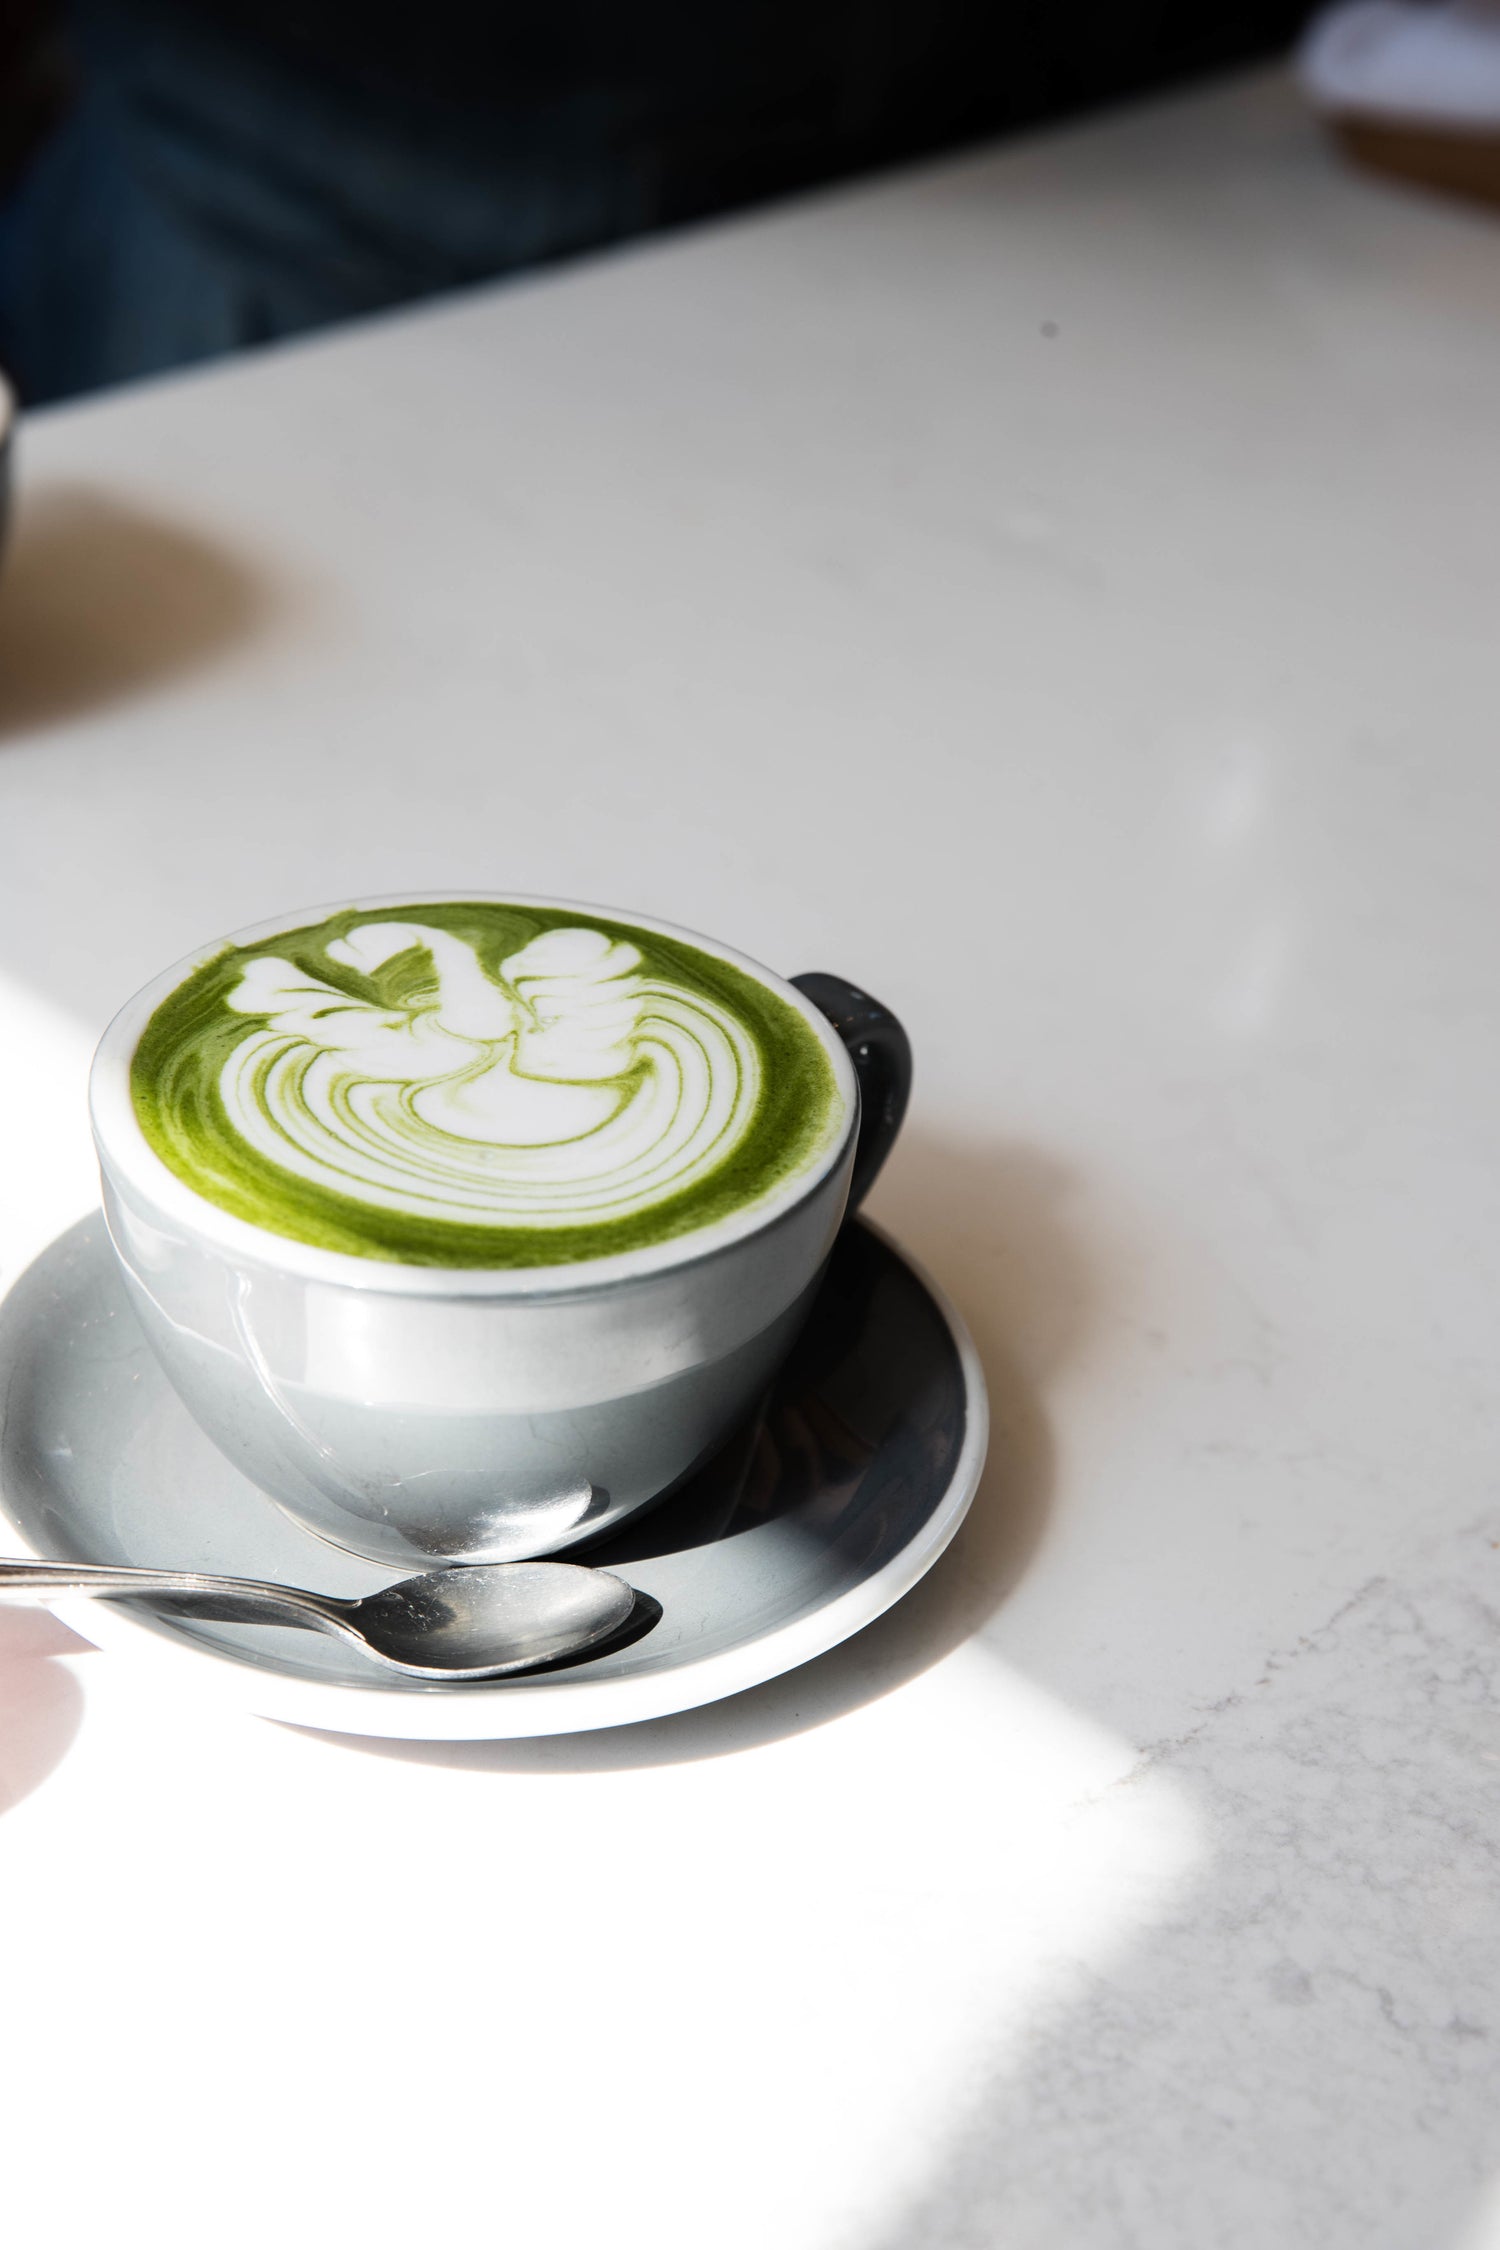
[88,897,909,1567]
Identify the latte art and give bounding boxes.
[129,901,845,1268]
[218,923,760,1229]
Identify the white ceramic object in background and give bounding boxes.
[88,894,871,1569]
[1299,1,1500,129]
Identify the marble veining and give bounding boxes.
[872,1526,1500,2249]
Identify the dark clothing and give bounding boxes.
[0,1,1315,406]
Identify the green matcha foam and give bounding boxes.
[129,901,847,1269]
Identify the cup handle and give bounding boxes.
[791,974,911,1211]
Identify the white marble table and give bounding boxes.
[2,66,1499,2249]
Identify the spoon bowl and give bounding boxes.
[341,1563,637,1677]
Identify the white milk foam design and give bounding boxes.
[219,921,762,1228]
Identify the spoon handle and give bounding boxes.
[0,1556,337,1632]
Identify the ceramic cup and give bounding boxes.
[88,898,910,1567]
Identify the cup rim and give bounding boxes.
[90,891,860,1298]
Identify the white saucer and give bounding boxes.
[0,1216,986,1740]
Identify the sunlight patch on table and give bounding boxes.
[0,1636,1205,2250]
[0,972,97,1286]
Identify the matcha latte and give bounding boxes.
[128,900,848,1269]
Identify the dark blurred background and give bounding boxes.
[1,1,1314,409]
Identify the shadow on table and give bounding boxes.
[324,1130,1098,1775]
[0,1608,91,1817]
[0,483,275,737]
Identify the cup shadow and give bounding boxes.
[0,1608,91,1817]
[315,1131,1099,1776]
[0,481,275,737]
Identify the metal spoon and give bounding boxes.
[0,1556,637,1681]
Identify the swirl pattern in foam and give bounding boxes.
[128,901,846,1268]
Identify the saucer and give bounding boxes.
[0,1216,987,1740]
